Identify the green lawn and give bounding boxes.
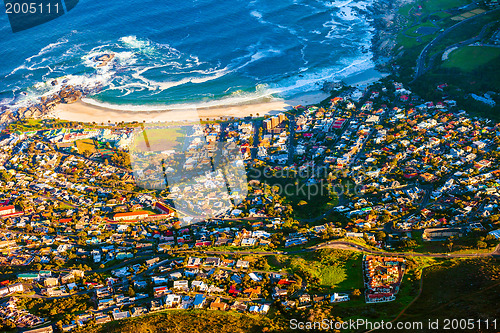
[443,46,500,72]
[406,22,438,38]
[422,0,473,13]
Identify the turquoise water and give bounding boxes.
[0,0,376,111]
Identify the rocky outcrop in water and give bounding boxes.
[0,84,84,126]
[94,53,115,67]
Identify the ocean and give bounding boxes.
[0,0,377,111]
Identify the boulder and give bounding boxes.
[94,53,115,67]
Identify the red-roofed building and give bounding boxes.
[113,211,150,221]
[229,285,240,295]
[0,205,15,216]
[153,202,175,217]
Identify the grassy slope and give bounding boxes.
[83,310,270,333]
[399,258,500,332]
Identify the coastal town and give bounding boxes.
[0,76,499,332]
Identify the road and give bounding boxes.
[311,241,500,259]
[165,240,500,259]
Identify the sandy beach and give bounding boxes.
[53,68,386,123]
[53,92,330,123]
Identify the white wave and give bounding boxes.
[269,54,375,96]
[119,36,150,50]
[326,0,354,8]
[25,38,69,63]
[81,52,380,114]
[105,44,282,94]
[250,10,263,20]
[81,85,279,112]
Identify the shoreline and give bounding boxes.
[53,68,387,123]
[52,91,330,123]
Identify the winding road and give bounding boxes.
[413,7,500,81]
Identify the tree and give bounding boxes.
[375,231,386,242]
[476,241,487,250]
[128,286,136,297]
[352,289,361,297]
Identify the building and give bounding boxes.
[153,202,175,217]
[193,294,206,309]
[423,228,463,241]
[0,205,15,216]
[60,273,75,284]
[173,280,189,291]
[24,327,53,333]
[113,211,150,221]
[44,277,59,287]
[210,297,228,311]
[330,293,350,303]
[18,273,39,280]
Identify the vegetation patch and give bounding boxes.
[81,310,272,333]
[399,258,500,331]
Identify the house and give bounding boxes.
[154,286,169,298]
[8,283,23,294]
[272,287,288,299]
[130,307,148,317]
[210,297,228,311]
[366,293,396,303]
[248,272,262,282]
[191,280,208,292]
[154,292,175,307]
[186,257,202,268]
[204,257,221,266]
[173,280,189,291]
[258,304,270,314]
[330,293,350,303]
[299,294,311,304]
[192,294,206,309]
[169,272,182,280]
[230,300,248,312]
[98,298,115,310]
[94,314,111,325]
[112,308,130,320]
[243,286,261,296]
[235,259,249,269]
[152,276,169,286]
[133,280,148,289]
[488,229,500,239]
[145,257,160,267]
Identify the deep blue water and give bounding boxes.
[0,0,376,110]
